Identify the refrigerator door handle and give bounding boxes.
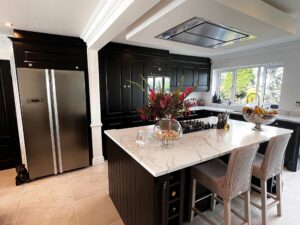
[51,69,63,173]
[45,69,58,175]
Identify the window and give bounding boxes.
[147,76,170,93]
[216,65,284,105]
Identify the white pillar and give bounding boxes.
[87,49,105,165]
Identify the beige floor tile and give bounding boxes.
[0,169,16,178]
[76,194,121,225]
[16,205,78,225]
[0,189,22,225]
[71,172,108,201]
[18,180,74,221]
[68,164,107,179]
[110,219,124,225]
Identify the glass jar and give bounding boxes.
[153,115,183,147]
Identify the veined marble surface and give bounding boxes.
[104,117,293,177]
[190,106,300,123]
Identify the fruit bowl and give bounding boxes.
[243,106,278,131]
[243,113,278,131]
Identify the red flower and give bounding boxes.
[179,87,193,102]
[149,89,156,102]
[184,87,193,96]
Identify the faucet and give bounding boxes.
[223,99,231,105]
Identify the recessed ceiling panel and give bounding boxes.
[170,32,223,47]
[156,17,256,48]
[187,22,248,42]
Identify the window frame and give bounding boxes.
[215,64,284,105]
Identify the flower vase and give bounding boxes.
[153,115,183,147]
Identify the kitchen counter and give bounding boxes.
[104,117,292,177]
[190,106,300,123]
[105,116,293,225]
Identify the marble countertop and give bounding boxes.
[190,106,300,124]
[104,117,293,177]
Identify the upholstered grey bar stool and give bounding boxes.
[251,133,291,225]
[189,144,259,225]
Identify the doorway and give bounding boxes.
[0,60,21,170]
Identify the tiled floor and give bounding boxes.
[0,163,299,225]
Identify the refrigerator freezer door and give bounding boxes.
[52,70,89,172]
[17,68,57,179]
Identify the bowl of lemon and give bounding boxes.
[242,106,278,131]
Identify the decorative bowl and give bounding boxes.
[153,117,183,146]
[243,113,278,131]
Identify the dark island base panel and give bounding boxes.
[107,137,279,225]
[107,137,186,225]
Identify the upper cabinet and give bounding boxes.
[103,53,148,118]
[10,30,87,71]
[170,54,211,91]
[99,43,171,120]
[99,43,211,121]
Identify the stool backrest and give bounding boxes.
[261,133,291,180]
[225,144,259,199]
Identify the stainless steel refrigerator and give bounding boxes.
[17,68,90,179]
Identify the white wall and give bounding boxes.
[202,42,300,114]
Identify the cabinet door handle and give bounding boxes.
[123,85,127,88]
[28,63,33,67]
[75,66,79,70]
[127,85,131,88]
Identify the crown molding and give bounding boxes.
[211,39,300,61]
[81,0,134,48]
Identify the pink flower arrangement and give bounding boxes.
[138,86,196,120]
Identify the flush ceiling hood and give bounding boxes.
[156,17,256,48]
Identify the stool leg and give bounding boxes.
[243,190,251,224]
[224,199,231,225]
[261,180,268,225]
[276,174,282,216]
[211,193,216,210]
[189,178,196,222]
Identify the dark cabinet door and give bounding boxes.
[149,57,170,77]
[181,65,194,87]
[194,68,210,91]
[170,54,211,92]
[100,53,147,119]
[0,60,21,170]
[129,58,147,114]
[101,55,125,118]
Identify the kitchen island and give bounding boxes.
[104,117,292,225]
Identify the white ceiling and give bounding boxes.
[114,0,300,57]
[0,0,99,37]
[0,0,300,59]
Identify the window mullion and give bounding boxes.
[256,66,261,105]
[232,69,237,103]
[262,67,267,105]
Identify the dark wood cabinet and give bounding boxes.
[0,60,21,170]
[99,52,148,120]
[170,54,211,92]
[10,30,87,71]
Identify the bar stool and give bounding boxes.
[251,133,291,225]
[189,144,259,225]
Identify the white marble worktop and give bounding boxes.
[190,106,300,124]
[104,117,293,177]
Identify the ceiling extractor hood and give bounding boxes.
[156,17,256,48]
